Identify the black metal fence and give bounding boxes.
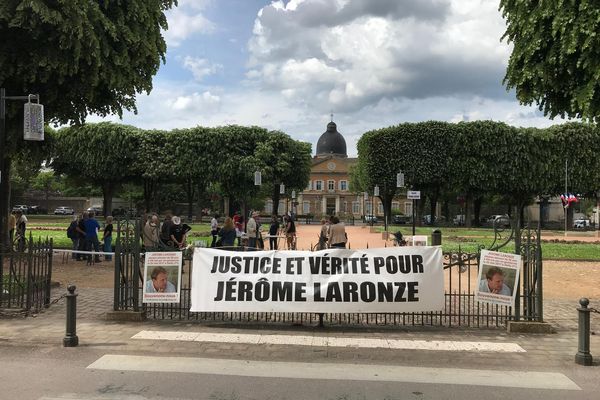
[114,217,540,329]
[0,236,53,314]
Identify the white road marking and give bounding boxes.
[87,355,580,390]
[131,330,526,352]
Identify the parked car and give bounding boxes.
[453,214,465,226]
[11,205,28,214]
[86,206,103,215]
[364,215,378,223]
[574,219,591,229]
[392,214,408,224]
[487,214,510,227]
[54,206,75,215]
[28,205,47,215]
[112,207,138,217]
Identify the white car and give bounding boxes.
[54,206,75,215]
[574,219,591,229]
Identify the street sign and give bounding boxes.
[24,102,44,141]
[407,190,421,200]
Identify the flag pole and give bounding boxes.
[564,159,568,238]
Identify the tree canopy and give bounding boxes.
[500,0,600,122]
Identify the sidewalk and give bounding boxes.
[0,286,598,372]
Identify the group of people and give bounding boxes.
[210,211,297,250]
[67,212,113,263]
[142,212,192,251]
[317,215,348,250]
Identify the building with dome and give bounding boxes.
[263,118,407,219]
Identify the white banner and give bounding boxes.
[191,247,444,313]
[475,250,521,307]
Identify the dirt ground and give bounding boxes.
[51,225,600,300]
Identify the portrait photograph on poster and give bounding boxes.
[410,235,428,246]
[475,250,520,307]
[142,252,183,303]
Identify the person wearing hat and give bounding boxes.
[169,216,185,249]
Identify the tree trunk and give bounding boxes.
[102,182,114,218]
[271,183,281,217]
[428,193,438,225]
[0,156,12,248]
[465,192,473,228]
[473,196,483,227]
[143,179,157,213]
[185,177,194,222]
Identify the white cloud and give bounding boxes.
[182,56,223,81]
[164,5,215,47]
[246,0,510,113]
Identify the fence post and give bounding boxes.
[431,229,442,246]
[44,238,53,308]
[575,298,593,366]
[63,285,79,347]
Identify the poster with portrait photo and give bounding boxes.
[475,250,521,307]
[142,252,182,303]
[409,235,428,246]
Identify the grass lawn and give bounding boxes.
[23,218,600,260]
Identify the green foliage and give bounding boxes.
[0,0,176,125]
[500,0,600,122]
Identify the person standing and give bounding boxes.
[84,212,101,263]
[14,210,27,251]
[210,214,219,247]
[160,212,173,247]
[246,212,258,249]
[143,214,160,251]
[169,216,185,249]
[268,215,279,250]
[328,216,347,249]
[318,217,330,250]
[218,217,237,247]
[103,216,114,261]
[75,212,88,261]
[67,215,79,259]
[284,214,296,250]
[8,211,16,245]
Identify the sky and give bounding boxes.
[97,0,563,156]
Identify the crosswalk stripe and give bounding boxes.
[131,330,526,353]
[87,355,580,390]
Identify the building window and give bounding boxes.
[328,180,335,191]
[339,180,348,191]
[315,180,323,191]
[303,201,310,214]
[343,201,348,213]
[392,201,400,211]
[377,203,384,215]
[278,201,285,215]
[366,203,373,215]
[404,202,412,215]
[265,200,273,214]
[352,201,360,214]
[306,180,312,191]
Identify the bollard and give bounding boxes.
[431,229,442,246]
[575,298,593,366]
[318,312,324,328]
[63,285,79,347]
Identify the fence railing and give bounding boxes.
[0,236,53,314]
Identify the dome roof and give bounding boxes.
[316,121,347,158]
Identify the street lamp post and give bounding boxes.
[0,88,42,248]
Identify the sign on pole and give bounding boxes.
[407,190,421,200]
[23,101,44,141]
[396,172,405,188]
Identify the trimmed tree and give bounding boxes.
[0,0,175,245]
[500,0,600,122]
